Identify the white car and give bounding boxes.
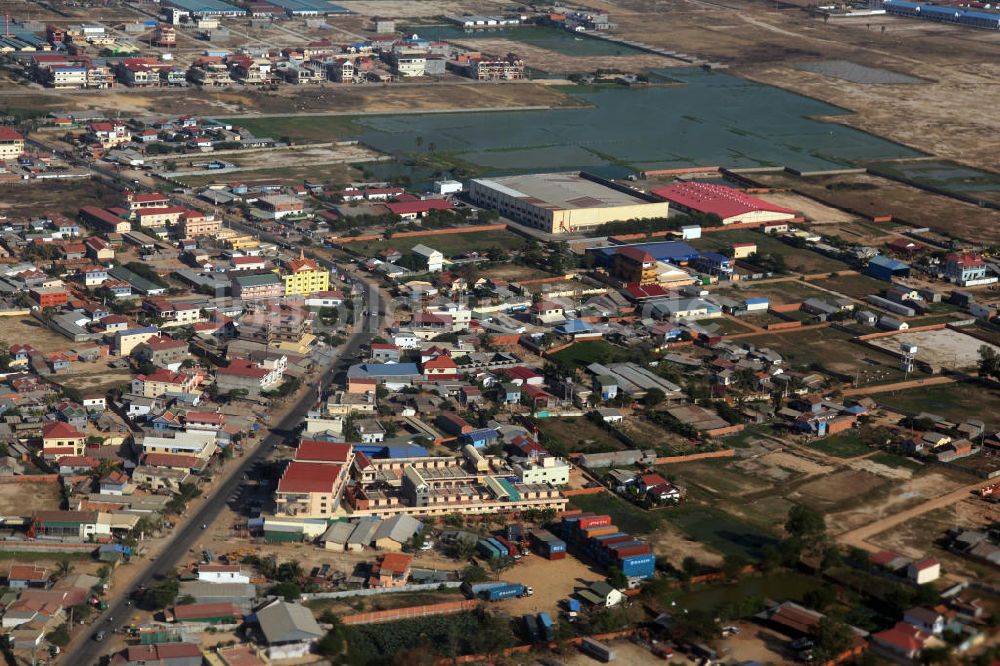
[419,540,434,551]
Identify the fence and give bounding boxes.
[340,598,476,625]
[301,581,462,602]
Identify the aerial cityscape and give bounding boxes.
[0,0,996,663]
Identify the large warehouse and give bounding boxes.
[468,172,669,234]
[649,181,797,226]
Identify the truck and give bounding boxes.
[462,581,504,598]
[523,614,540,642]
[563,598,581,620]
[483,582,527,602]
[538,612,555,641]
[580,637,616,662]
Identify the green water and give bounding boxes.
[355,68,923,176]
[867,159,1000,205]
[406,24,645,57]
[670,573,821,613]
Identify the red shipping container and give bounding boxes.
[546,552,566,560]
[578,515,612,530]
[614,544,652,559]
[596,535,634,549]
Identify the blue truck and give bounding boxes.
[485,537,509,558]
[483,582,528,601]
[537,612,555,641]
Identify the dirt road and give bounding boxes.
[836,478,995,551]
[840,375,956,396]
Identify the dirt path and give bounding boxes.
[725,321,831,340]
[841,374,956,396]
[836,478,996,551]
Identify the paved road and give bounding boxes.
[64,285,382,666]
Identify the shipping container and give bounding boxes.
[523,614,540,642]
[580,637,616,662]
[477,539,501,561]
[609,543,652,559]
[538,612,555,641]
[484,583,525,601]
[495,535,520,559]
[530,530,567,559]
[581,525,618,540]
[578,515,612,530]
[507,523,524,543]
[620,553,656,578]
[463,581,505,597]
[485,537,509,558]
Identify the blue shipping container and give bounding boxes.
[486,537,509,558]
[620,553,656,578]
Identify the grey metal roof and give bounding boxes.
[256,599,323,645]
[373,514,422,543]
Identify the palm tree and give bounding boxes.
[55,560,74,580]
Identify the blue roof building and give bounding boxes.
[884,0,1000,29]
[461,428,499,449]
[865,255,910,282]
[587,241,699,268]
[555,319,595,336]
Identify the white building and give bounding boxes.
[198,564,252,584]
[513,456,570,486]
[434,180,463,195]
[411,244,444,272]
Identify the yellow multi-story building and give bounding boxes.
[282,252,329,297]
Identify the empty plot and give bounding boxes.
[793,60,923,85]
[868,328,1000,370]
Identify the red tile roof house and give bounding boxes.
[422,354,460,380]
[109,642,203,666]
[369,553,413,588]
[275,461,348,517]
[870,622,932,662]
[6,565,50,590]
[41,421,86,460]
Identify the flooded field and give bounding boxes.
[865,158,1000,205]
[355,68,922,175]
[406,24,646,57]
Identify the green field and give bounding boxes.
[878,381,1000,426]
[809,433,871,458]
[667,572,822,613]
[734,327,912,383]
[869,452,923,470]
[342,229,526,258]
[810,273,888,300]
[176,163,359,189]
[234,115,363,144]
[714,279,835,307]
[537,416,626,456]
[549,339,634,368]
[692,230,849,274]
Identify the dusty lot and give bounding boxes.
[443,36,680,74]
[0,479,62,517]
[868,328,1000,370]
[755,191,859,225]
[502,552,605,615]
[55,362,134,394]
[751,170,1000,243]
[822,470,969,533]
[0,316,77,354]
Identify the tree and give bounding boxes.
[722,553,748,580]
[461,564,489,584]
[978,345,1000,380]
[145,579,180,609]
[644,387,666,408]
[607,566,628,590]
[681,555,701,579]
[276,560,303,582]
[48,623,71,647]
[488,555,514,580]
[268,581,302,601]
[316,617,346,658]
[813,616,855,662]
[785,505,826,545]
[55,559,74,579]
